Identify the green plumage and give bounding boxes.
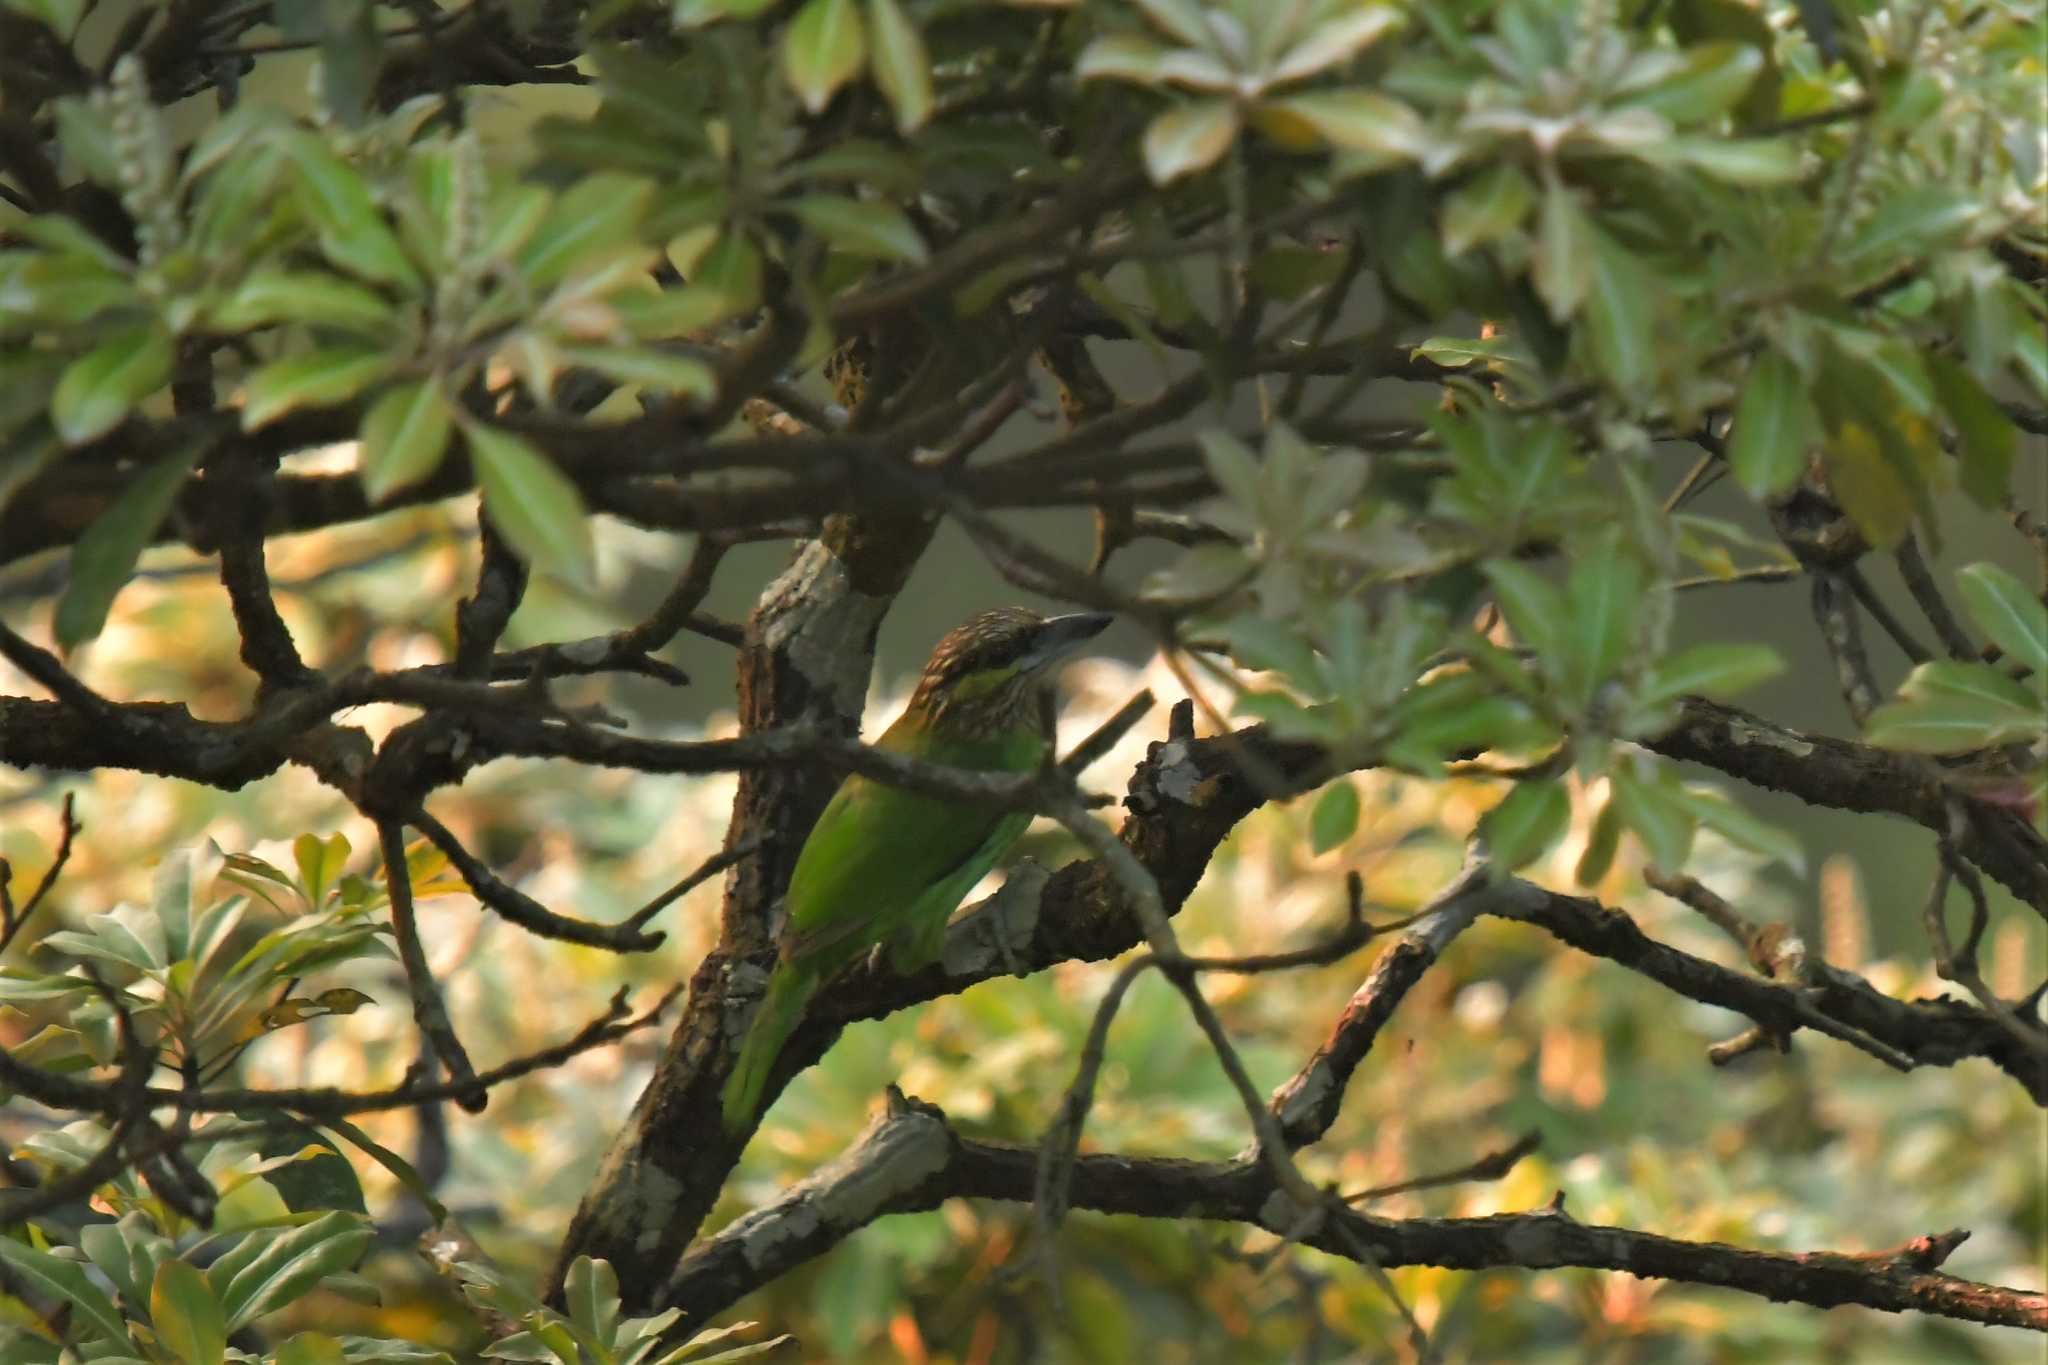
[718,609,1110,1133]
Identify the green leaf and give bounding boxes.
[1840,187,1979,273]
[1609,766,1695,871]
[212,1212,372,1331]
[213,269,395,333]
[53,443,201,649]
[609,285,740,339]
[288,134,421,291]
[1574,798,1622,885]
[1270,5,1402,82]
[1926,356,2018,508]
[319,1117,447,1222]
[0,1235,130,1346]
[1897,658,2042,712]
[153,1260,228,1365]
[784,195,928,263]
[359,379,453,501]
[1865,691,2043,754]
[1955,563,2048,672]
[1531,176,1590,322]
[1617,42,1761,122]
[1482,779,1569,869]
[1142,100,1240,184]
[52,325,173,446]
[561,1257,621,1354]
[1675,788,1805,872]
[466,423,596,586]
[783,0,867,115]
[1564,537,1643,702]
[1728,349,1815,498]
[690,231,764,310]
[1261,90,1425,161]
[1309,781,1360,854]
[241,347,393,431]
[518,174,653,288]
[1482,559,1564,667]
[1821,420,1914,550]
[1440,162,1533,257]
[1647,137,1803,184]
[1075,34,1182,85]
[1583,229,1655,393]
[866,0,932,133]
[1637,643,1783,705]
[555,345,718,401]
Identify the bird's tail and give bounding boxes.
[720,965,817,1134]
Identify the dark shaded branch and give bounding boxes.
[1645,698,2048,913]
[376,818,484,1113]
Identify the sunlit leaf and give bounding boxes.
[52,324,173,446]
[866,0,932,133]
[1951,566,2047,672]
[359,378,453,501]
[1482,779,1569,869]
[783,0,867,115]
[1143,100,1239,184]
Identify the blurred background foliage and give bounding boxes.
[3,505,2041,1360]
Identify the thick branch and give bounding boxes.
[1645,698,2048,912]
[658,1101,2046,1333]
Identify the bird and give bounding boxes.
[719,607,1114,1133]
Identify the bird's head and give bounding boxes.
[908,608,1113,731]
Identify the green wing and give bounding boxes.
[880,809,1031,972]
[781,718,1041,976]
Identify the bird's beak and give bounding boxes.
[1021,612,1114,671]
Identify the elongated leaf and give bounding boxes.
[1637,643,1783,705]
[1583,229,1655,394]
[1676,788,1805,872]
[518,174,653,288]
[1927,356,2017,508]
[1309,781,1360,853]
[866,0,932,132]
[1955,563,2048,672]
[52,325,173,446]
[0,1235,130,1346]
[359,379,453,501]
[1143,100,1239,184]
[1565,538,1643,701]
[1728,350,1814,498]
[1441,162,1533,257]
[213,1212,371,1330]
[54,443,201,648]
[1864,693,2042,753]
[241,347,393,431]
[466,423,596,586]
[1897,658,2042,712]
[1610,766,1695,871]
[783,0,866,114]
[1483,559,1564,667]
[1262,90,1425,161]
[1531,176,1590,321]
[556,345,718,400]
[153,1261,228,1365]
[1482,778,1569,869]
[1617,42,1760,122]
[289,134,420,290]
[1270,5,1401,83]
[784,195,928,263]
[214,269,395,333]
